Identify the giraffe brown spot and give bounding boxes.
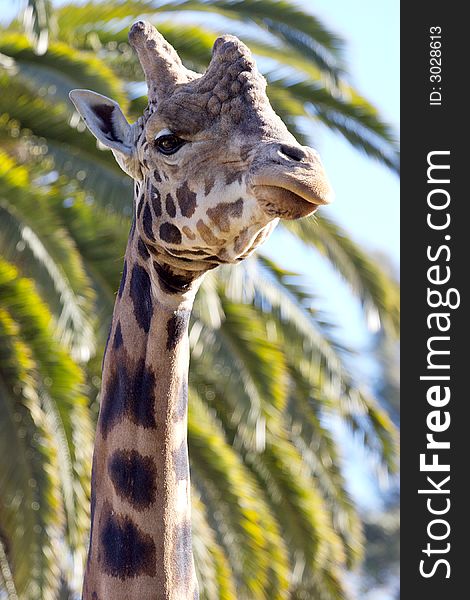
[130,265,153,333]
[204,176,215,196]
[176,181,198,217]
[207,198,244,233]
[150,184,162,217]
[137,196,145,219]
[99,503,156,579]
[100,357,157,437]
[165,193,176,218]
[182,226,196,240]
[108,449,157,510]
[143,203,155,242]
[173,441,189,481]
[202,255,222,264]
[166,310,190,351]
[224,169,244,185]
[160,222,182,245]
[172,255,192,264]
[218,248,230,261]
[196,219,219,245]
[113,321,123,349]
[239,143,252,162]
[233,235,240,252]
[118,260,127,299]
[153,262,194,295]
[165,248,210,260]
[234,228,250,253]
[173,520,193,585]
[137,238,150,260]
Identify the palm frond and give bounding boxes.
[189,390,290,598]
[22,0,55,54]
[192,375,353,594]
[0,536,19,600]
[266,76,399,172]
[0,259,93,596]
[191,491,237,600]
[52,194,129,341]
[56,0,151,38]
[156,0,346,82]
[0,151,95,360]
[282,215,400,336]
[0,32,128,107]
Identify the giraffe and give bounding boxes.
[69,20,333,600]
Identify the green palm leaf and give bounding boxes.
[0,259,93,598]
[0,32,127,107]
[189,390,290,598]
[191,490,237,600]
[22,0,55,54]
[283,215,400,336]
[0,151,95,360]
[62,0,346,81]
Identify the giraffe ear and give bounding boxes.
[69,89,134,157]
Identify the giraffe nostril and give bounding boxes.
[279,144,306,162]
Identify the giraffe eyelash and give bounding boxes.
[154,129,187,155]
[154,128,174,139]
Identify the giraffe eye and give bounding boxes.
[154,134,186,155]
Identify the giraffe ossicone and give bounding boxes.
[71,21,332,600]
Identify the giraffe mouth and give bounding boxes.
[250,166,333,219]
[252,185,318,219]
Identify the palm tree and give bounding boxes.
[361,311,400,599]
[0,2,399,599]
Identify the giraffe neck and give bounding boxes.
[83,228,202,600]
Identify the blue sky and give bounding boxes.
[305,0,399,259]
[266,0,399,349]
[262,1,400,513]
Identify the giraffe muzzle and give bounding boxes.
[249,143,334,219]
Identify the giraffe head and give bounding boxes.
[70,21,332,272]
